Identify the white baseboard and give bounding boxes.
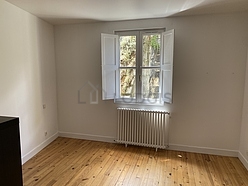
[238,152,248,170]
[21,132,58,164]
[168,143,238,157]
[54,133,248,169]
[21,132,248,170]
[57,132,238,157]
[58,131,115,143]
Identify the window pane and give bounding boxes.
[142,34,160,67]
[142,69,160,99]
[120,69,136,98]
[120,36,136,67]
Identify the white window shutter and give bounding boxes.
[161,29,174,103]
[101,33,119,100]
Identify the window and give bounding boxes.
[101,29,174,105]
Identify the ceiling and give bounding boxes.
[5,0,248,25]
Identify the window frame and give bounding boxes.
[101,28,174,105]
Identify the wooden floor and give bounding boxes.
[22,137,248,186]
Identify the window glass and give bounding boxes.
[142,69,160,99]
[120,36,136,67]
[142,34,161,67]
[120,69,136,98]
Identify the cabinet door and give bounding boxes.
[0,118,23,186]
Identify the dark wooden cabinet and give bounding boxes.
[0,116,23,186]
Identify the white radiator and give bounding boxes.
[116,108,170,151]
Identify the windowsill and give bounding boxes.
[114,98,164,106]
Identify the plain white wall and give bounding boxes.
[239,48,248,169]
[0,1,58,163]
[55,12,248,155]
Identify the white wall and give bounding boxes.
[0,1,58,163]
[55,12,248,156]
[239,48,248,169]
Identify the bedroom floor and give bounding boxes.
[22,137,248,186]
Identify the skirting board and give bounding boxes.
[168,143,238,157]
[57,132,248,170]
[238,152,248,170]
[58,131,115,143]
[22,132,247,170]
[58,132,238,157]
[21,132,59,164]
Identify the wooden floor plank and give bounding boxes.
[74,143,117,186]
[230,157,248,185]
[22,137,248,186]
[52,141,108,186]
[139,149,158,186]
[132,147,153,186]
[114,146,140,186]
[86,144,125,186]
[114,146,141,186]
[203,154,224,186]
[101,145,134,186]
